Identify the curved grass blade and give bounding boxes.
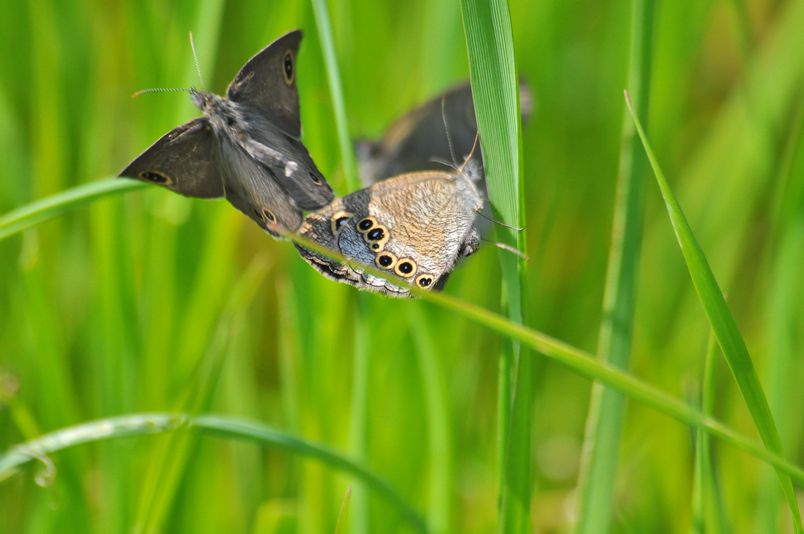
[287,232,804,483]
[3,184,804,487]
[459,0,530,531]
[0,178,144,241]
[575,1,655,531]
[0,413,426,532]
[625,92,803,532]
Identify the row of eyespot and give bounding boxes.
[373,250,434,287]
[329,211,436,289]
[355,215,434,289]
[356,215,390,251]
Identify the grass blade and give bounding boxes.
[3,184,804,489]
[575,1,655,531]
[691,330,729,534]
[0,179,144,241]
[625,92,803,532]
[310,0,358,191]
[410,309,452,534]
[309,1,368,531]
[334,486,353,534]
[0,413,426,532]
[758,94,804,532]
[133,241,257,533]
[459,0,530,531]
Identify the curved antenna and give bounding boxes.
[189,32,205,88]
[474,207,524,231]
[131,87,192,98]
[440,97,459,168]
[458,132,481,173]
[428,156,458,171]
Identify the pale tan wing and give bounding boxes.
[338,171,481,283]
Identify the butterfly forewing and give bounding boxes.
[120,118,224,198]
[227,30,302,138]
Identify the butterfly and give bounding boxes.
[119,30,332,237]
[296,83,489,297]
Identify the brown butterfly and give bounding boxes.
[296,84,489,296]
[119,30,332,237]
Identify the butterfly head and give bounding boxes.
[190,89,224,116]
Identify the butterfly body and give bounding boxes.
[120,30,332,236]
[297,158,483,297]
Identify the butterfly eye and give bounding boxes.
[415,274,434,288]
[330,210,353,234]
[283,51,294,85]
[357,217,376,232]
[394,258,417,278]
[309,172,322,185]
[261,208,277,224]
[140,171,172,185]
[375,251,397,269]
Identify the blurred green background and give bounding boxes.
[1,0,802,532]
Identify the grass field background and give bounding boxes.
[1,0,802,532]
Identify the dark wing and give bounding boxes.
[241,112,334,209]
[357,81,533,184]
[216,135,303,237]
[227,30,302,138]
[119,118,223,198]
[356,83,478,184]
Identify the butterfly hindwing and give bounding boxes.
[120,118,223,198]
[216,133,303,236]
[297,170,483,296]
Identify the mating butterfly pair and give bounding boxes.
[121,30,488,297]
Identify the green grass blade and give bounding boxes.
[310,0,358,191]
[691,330,729,534]
[758,94,804,532]
[575,1,655,531]
[0,179,144,241]
[410,309,452,534]
[126,0,228,529]
[345,299,370,534]
[625,93,803,532]
[4,183,804,489]
[459,0,530,531]
[334,486,353,534]
[309,2,368,530]
[0,413,426,532]
[133,242,258,533]
[411,288,804,483]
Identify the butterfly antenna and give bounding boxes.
[131,87,192,98]
[461,131,481,166]
[441,96,459,168]
[428,156,458,171]
[474,207,524,231]
[482,239,529,261]
[189,31,206,88]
